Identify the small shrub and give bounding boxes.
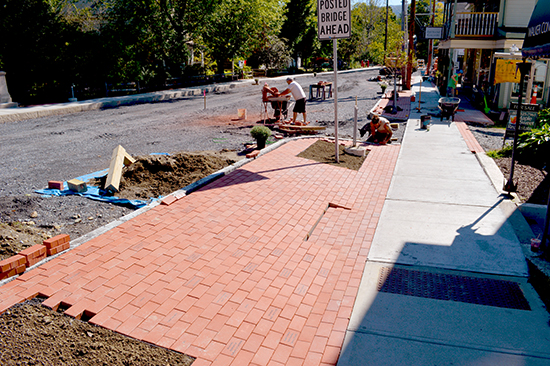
[250,125,271,140]
[486,145,513,159]
[517,123,550,166]
[537,108,550,126]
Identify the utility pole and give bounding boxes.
[426,0,436,74]
[406,0,416,90]
[384,0,389,64]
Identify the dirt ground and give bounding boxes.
[0,298,194,366]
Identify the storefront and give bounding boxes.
[493,53,550,109]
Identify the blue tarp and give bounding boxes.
[35,169,150,209]
[34,152,227,210]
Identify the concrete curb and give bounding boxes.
[475,150,550,286]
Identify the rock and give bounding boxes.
[30,211,38,218]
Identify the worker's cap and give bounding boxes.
[286,77,293,81]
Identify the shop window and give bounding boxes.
[512,60,547,100]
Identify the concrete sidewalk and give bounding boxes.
[1,75,549,366]
[338,77,550,365]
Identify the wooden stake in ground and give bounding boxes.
[105,145,136,193]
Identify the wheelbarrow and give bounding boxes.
[438,97,461,122]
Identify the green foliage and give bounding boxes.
[280,0,318,61]
[250,125,272,140]
[517,123,550,165]
[339,1,401,65]
[538,108,550,126]
[203,0,287,75]
[0,0,107,104]
[248,35,292,70]
[486,145,512,159]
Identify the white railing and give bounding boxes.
[454,12,499,37]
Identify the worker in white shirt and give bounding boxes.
[279,77,308,125]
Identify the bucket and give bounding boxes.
[531,238,541,252]
[238,109,247,120]
[420,115,431,129]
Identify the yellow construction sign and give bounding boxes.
[494,59,522,84]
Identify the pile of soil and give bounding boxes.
[297,139,368,170]
[0,150,242,262]
[0,299,194,366]
[108,150,240,201]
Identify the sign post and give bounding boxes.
[318,0,351,163]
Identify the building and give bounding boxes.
[437,0,549,110]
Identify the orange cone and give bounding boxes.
[531,87,538,104]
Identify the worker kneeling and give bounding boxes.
[360,114,392,145]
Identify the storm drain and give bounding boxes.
[378,267,531,311]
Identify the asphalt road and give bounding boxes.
[0,68,384,197]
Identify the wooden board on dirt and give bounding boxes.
[278,125,326,131]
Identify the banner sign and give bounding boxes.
[317,0,351,40]
[494,59,522,84]
[505,102,540,139]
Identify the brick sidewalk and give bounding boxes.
[0,139,399,366]
[371,91,412,122]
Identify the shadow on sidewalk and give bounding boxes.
[337,198,550,365]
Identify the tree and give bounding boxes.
[203,0,287,75]
[247,35,292,70]
[280,0,318,66]
[100,0,221,83]
[0,0,104,104]
[339,1,386,65]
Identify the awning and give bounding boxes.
[522,0,550,59]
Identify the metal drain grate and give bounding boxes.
[378,267,531,311]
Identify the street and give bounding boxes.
[0,69,383,197]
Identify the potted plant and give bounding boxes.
[379,81,388,94]
[250,125,271,149]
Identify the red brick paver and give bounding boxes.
[371,91,412,122]
[0,139,399,365]
[456,122,485,154]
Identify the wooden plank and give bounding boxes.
[279,125,326,131]
[105,145,134,193]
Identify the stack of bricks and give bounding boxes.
[0,234,70,281]
[20,244,47,267]
[0,255,26,280]
[43,234,70,256]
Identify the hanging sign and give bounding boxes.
[317,0,351,40]
[494,59,522,84]
[425,27,443,39]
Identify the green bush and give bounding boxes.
[518,123,550,166]
[486,144,512,159]
[250,125,271,140]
